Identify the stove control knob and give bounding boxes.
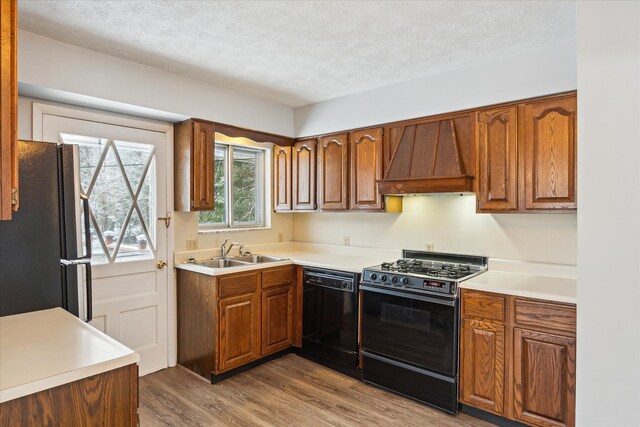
[370,273,377,281]
[401,277,409,285]
[391,276,398,283]
[380,275,388,282]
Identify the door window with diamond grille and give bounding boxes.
[61,133,157,264]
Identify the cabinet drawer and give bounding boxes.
[262,266,294,289]
[514,298,576,335]
[218,271,259,298]
[462,290,506,322]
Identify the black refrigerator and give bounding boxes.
[0,140,92,320]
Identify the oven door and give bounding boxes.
[361,284,457,377]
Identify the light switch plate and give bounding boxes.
[187,239,198,250]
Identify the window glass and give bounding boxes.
[233,148,259,224]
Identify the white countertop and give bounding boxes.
[0,308,139,403]
[461,271,576,304]
[175,242,400,275]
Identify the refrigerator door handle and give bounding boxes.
[60,257,93,322]
[80,194,92,259]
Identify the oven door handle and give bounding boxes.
[360,285,455,306]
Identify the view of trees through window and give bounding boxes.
[63,134,156,263]
[199,144,263,227]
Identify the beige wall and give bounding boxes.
[292,195,577,265]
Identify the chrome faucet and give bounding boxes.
[219,238,241,258]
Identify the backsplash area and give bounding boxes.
[291,194,577,265]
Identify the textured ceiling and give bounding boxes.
[19,1,575,107]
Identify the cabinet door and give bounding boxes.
[477,107,518,212]
[460,319,506,416]
[522,96,577,210]
[218,293,260,372]
[0,0,17,220]
[261,285,293,355]
[513,328,576,427]
[191,120,215,210]
[350,128,383,210]
[292,139,317,210]
[273,145,292,211]
[318,134,348,210]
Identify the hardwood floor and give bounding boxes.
[139,354,492,426]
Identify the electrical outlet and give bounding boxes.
[278,232,284,242]
[187,239,198,250]
[344,236,351,246]
[425,242,434,251]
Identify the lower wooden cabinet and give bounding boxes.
[0,364,139,427]
[460,289,576,427]
[177,265,300,379]
[460,319,505,415]
[261,285,293,355]
[513,328,576,427]
[219,292,261,372]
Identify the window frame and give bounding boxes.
[198,140,270,232]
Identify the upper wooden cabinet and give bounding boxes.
[0,0,18,220]
[379,113,475,194]
[273,145,292,211]
[477,107,519,212]
[476,93,577,213]
[350,128,384,210]
[174,119,215,211]
[318,133,348,210]
[292,139,317,210]
[522,96,577,210]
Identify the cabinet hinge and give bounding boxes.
[476,199,479,209]
[10,188,18,205]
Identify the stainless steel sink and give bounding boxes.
[194,259,252,268]
[229,254,287,263]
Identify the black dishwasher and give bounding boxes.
[299,267,361,379]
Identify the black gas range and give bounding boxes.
[362,250,488,299]
[360,250,487,414]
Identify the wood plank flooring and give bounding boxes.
[139,354,492,426]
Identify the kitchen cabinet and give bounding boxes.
[292,139,317,210]
[350,128,384,210]
[219,292,261,372]
[477,107,518,212]
[273,145,292,211]
[317,133,348,210]
[174,119,216,211]
[1,364,139,427]
[0,0,17,220]
[460,289,576,427]
[476,93,577,213]
[177,265,300,380]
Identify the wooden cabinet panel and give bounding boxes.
[462,290,506,323]
[218,271,259,298]
[460,319,505,415]
[477,107,519,212]
[192,120,215,210]
[261,285,293,355]
[0,364,138,427]
[219,292,261,372]
[0,0,17,220]
[262,265,294,289]
[514,298,576,335]
[522,96,577,210]
[273,145,292,211]
[350,128,384,210]
[513,328,576,427]
[318,133,348,210]
[174,119,215,211]
[292,139,317,210]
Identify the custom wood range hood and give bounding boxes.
[378,113,475,195]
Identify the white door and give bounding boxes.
[35,107,171,375]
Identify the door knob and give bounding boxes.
[156,260,168,270]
